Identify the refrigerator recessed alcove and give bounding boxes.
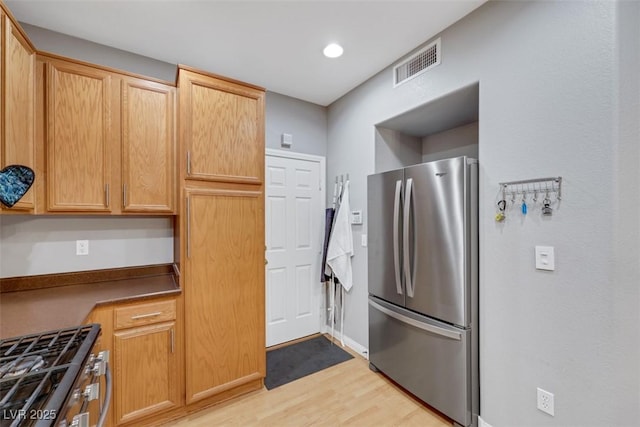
[374,82,479,173]
[368,82,480,427]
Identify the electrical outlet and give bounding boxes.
[76,240,89,256]
[537,387,554,416]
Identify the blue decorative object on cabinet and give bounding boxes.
[0,165,35,208]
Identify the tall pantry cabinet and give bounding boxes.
[177,66,266,404]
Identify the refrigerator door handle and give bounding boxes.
[393,180,403,295]
[403,178,415,297]
[369,299,462,341]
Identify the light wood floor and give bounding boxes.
[168,342,452,427]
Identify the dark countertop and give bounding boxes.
[0,272,180,339]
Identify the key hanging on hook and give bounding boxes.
[495,199,506,222]
[495,186,507,222]
[542,190,552,216]
[521,192,527,215]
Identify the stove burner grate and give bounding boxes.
[0,324,100,427]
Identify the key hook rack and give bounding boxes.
[499,176,562,201]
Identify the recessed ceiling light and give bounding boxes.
[323,43,343,58]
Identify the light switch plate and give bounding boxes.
[361,234,367,247]
[535,246,555,271]
[281,133,293,147]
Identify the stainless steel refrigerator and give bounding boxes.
[367,156,479,427]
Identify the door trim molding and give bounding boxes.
[266,148,325,164]
[265,148,326,204]
[265,147,326,201]
[265,148,328,342]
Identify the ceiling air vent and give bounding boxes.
[393,38,441,87]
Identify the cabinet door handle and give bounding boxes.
[131,311,162,320]
[122,184,127,207]
[186,151,191,176]
[105,184,110,208]
[186,196,191,259]
[170,328,175,354]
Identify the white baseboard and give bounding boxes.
[478,416,492,427]
[321,326,369,359]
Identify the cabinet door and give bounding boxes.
[114,322,179,425]
[184,188,265,403]
[180,70,264,185]
[2,16,35,210]
[46,60,113,211]
[122,79,175,213]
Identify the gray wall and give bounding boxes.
[326,1,639,426]
[265,92,327,157]
[422,121,478,163]
[374,127,421,173]
[0,216,173,278]
[21,23,177,82]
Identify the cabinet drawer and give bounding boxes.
[114,300,176,330]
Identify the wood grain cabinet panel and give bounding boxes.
[184,188,265,403]
[114,322,180,425]
[114,299,176,330]
[2,15,35,210]
[179,70,264,185]
[46,60,113,211]
[87,295,183,427]
[122,79,175,213]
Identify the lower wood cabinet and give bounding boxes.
[113,321,180,424]
[87,279,264,427]
[86,295,183,427]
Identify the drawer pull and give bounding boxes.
[131,311,162,320]
[186,196,191,259]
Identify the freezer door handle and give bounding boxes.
[393,180,403,295]
[369,299,462,341]
[403,178,415,297]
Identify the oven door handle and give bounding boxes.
[97,362,112,427]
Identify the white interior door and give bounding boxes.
[265,151,324,347]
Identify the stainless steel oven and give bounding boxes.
[0,324,111,427]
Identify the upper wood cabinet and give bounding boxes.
[1,14,36,211]
[178,68,265,185]
[121,78,175,213]
[39,55,176,214]
[46,59,114,212]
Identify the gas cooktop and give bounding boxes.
[0,325,106,427]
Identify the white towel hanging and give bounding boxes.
[326,180,353,291]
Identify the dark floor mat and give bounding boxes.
[265,335,354,390]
